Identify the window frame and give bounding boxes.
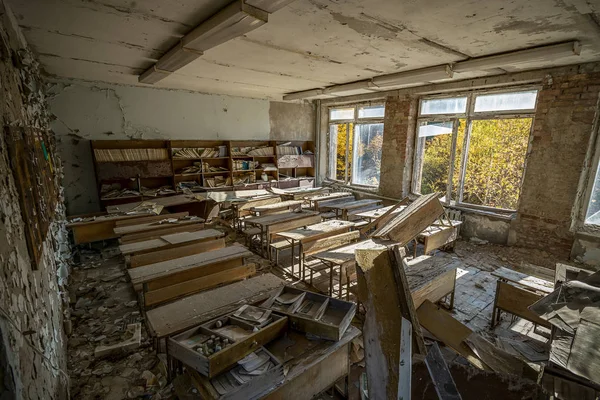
[327,103,385,187]
[413,87,539,212]
[579,120,600,232]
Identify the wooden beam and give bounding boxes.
[355,246,407,400]
[389,245,426,355]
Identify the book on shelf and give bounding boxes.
[172,146,227,159]
[233,160,258,171]
[276,145,303,156]
[205,175,231,188]
[246,146,274,156]
[94,148,168,162]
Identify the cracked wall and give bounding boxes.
[47,79,315,215]
[0,1,69,399]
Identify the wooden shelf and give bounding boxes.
[92,139,315,210]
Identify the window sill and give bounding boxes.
[446,203,515,221]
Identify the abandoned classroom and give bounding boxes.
[2,0,600,399]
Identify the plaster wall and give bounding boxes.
[47,80,314,215]
[0,1,69,398]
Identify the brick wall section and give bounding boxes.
[378,95,417,198]
[509,64,600,257]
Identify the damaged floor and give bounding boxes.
[67,237,570,399]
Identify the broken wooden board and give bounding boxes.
[420,222,462,254]
[372,193,445,245]
[360,200,408,235]
[555,263,594,285]
[144,263,257,307]
[566,318,600,385]
[119,229,224,256]
[355,246,409,400]
[390,246,426,355]
[128,245,252,290]
[145,273,284,338]
[464,333,540,381]
[129,238,226,268]
[417,300,489,371]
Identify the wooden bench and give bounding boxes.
[128,245,254,308]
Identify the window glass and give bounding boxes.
[420,97,467,115]
[585,162,600,225]
[352,124,383,186]
[474,90,538,112]
[329,107,354,121]
[415,121,453,194]
[461,118,531,209]
[329,123,353,181]
[358,105,385,119]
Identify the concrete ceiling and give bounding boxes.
[8,0,600,100]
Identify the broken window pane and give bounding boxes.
[414,121,453,195]
[474,90,538,112]
[585,162,600,225]
[329,107,354,121]
[358,105,385,119]
[420,97,467,115]
[329,123,353,182]
[352,123,383,186]
[461,118,531,209]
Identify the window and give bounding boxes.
[585,162,600,226]
[413,90,537,210]
[328,104,384,187]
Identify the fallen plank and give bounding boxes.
[144,263,257,307]
[145,273,284,338]
[417,300,489,371]
[372,193,444,245]
[129,238,226,268]
[425,342,462,400]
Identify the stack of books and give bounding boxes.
[94,148,168,161]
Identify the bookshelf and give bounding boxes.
[91,139,315,209]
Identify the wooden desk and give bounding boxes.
[492,266,554,294]
[278,186,330,201]
[418,220,463,255]
[491,266,553,329]
[311,239,396,297]
[128,245,253,307]
[244,211,321,257]
[114,217,204,236]
[145,273,285,339]
[119,229,225,256]
[326,199,383,220]
[188,325,361,400]
[67,212,155,244]
[307,192,354,211]
[275,220,356,278]
[231,195,280,229]
[251,200,303,216]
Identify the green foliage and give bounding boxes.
[421,118,531,209]
[334,123,353,181]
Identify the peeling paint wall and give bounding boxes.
[0,1,69,399]
[47,79,314,215]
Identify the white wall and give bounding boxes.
[48,79,275,215]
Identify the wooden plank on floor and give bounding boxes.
[129,238,226,268]
[146,273,284,338]
[144,263,257,307]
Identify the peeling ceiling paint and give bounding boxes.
[7,0,600,100]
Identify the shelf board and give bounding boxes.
[174,172,202,177]
[96,159,170,163]
[172,157,229,161]
[100,194,142,201]
[203,171,231,175]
